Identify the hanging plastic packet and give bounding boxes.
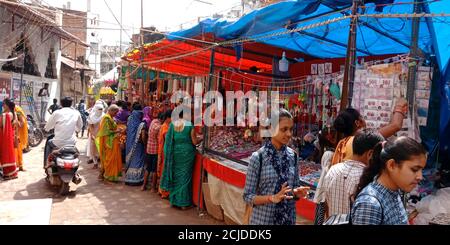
[330,82,341,101]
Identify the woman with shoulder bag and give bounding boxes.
[243,109,310,225]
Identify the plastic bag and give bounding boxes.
[414,187,450,225]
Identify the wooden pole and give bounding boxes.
[198,48,215,212]
[340,0,360,111]
[140,0,144,104]
[406,0,421,116]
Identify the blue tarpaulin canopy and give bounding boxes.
[169,0,447,69]
[167,0,450,162]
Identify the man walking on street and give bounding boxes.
[47,98,61,115]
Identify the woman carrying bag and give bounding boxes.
[243,109,309,225]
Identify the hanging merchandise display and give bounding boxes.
[351,58,433,142]
[416,66,433,126]
[279,51,289,72]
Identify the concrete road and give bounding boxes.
[0,138,223,225]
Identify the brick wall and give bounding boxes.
[61,9,87,63]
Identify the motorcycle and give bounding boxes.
[44,135,82,195]
[27,115,44,147]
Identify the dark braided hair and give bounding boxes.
[354,136,426,197]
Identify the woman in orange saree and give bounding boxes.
[97,105,123,182]
[14,105,27,171]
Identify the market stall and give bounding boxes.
[123,0,450,224]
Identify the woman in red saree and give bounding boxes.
[0,99,18,180]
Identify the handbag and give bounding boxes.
[243,149,298,224]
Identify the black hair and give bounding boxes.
[355,136,427,197]
[272,108,293,121]
[132,102,142,111]
[266,108,293,138]
[318,126,337,159]
[319,127,337,150]
[158,112,165,121]
[116,100,124,107]
[179,109,184,118]
[352,129,384,156]
[2,98,16,120]
[165,109,172,119]
[80,99,85,103]
[333,108,362,137]
[61,97,73,107]
[53,98,58,103]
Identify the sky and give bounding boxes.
[42,0,242,46]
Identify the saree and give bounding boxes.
[0,113,18,178]
[160,120,195,207]
[157,121,170,198]
[15,106,28,150]
[97,114,122,182]
[124,110,146,185]
[14,106,27,168]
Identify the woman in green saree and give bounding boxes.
[160,110,202,209]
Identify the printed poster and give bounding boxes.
[0,73,12,101]
[325,63,332,74]
[311,64,317,75]
[318,64,325,75]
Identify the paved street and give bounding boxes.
[0,138,222,225]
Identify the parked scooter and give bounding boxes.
[44,135,82,195]
[27,115,44,147]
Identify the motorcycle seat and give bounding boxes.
[54,146,79,159]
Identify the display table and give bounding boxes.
[201,155,317,224]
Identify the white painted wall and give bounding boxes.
[0,6,62,79]
[0,6,63,121]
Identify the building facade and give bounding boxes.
[0,1,88,121]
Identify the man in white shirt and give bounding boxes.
[43,97,82,167]
[38,83,50,122]
[323,129,384,217]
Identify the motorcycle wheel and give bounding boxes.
[59,182,70,195]
[29,129,44,147]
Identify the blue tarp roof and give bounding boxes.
[168,0,449,72]
[167,0,450,160]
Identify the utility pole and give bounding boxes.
[19,52,24,106]
[340,0,361,110]
[120,0,123,54]
[140,0,145,104]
